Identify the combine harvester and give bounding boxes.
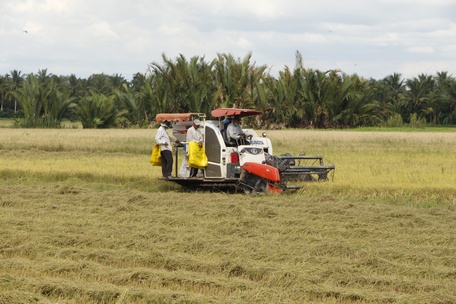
[155,108,335,194]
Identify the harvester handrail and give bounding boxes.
[278,156,324,160]
[285,165,335,170]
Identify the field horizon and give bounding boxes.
[1,128,455,303]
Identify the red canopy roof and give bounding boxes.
[155,113,199,122]
[211,108,262,118]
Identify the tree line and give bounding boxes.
[0,52,455,129]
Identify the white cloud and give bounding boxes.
[87,22,120,41]
[43,0,75,13]
[23,22,42,34]
[401,60,456,78]
[0,0,455,79]
[9,0,35,12]
[406,47,434,54]
[442,44,456,53]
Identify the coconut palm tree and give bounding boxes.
[86,73,113,95]
[114,83,146,127]
[334,74,380,127]
[444,81,456,124]
[213,52,267,110]
[435,72,456,124]
[267,66,301,128]
[12,73,41,126]
[0,75,8,112]
[130,72,146,93]
[7,70,23,113]
[149,54,217,114]
[64,74,84,99]
[404,74,433,123]
[300,69,335,128]
[148,55,187,114]
[73,90,119,128]
[368,74,406,124]
[141,74,172,117]
[12,73,75,127]
[110,73,128,91]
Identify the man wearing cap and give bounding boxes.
[155,121,178,179]
[226,116,252,145]
[186,119,203,178]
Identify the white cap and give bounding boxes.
[193,119,201,126]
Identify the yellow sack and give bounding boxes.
[188,142,208,169]
[150,144,162,166]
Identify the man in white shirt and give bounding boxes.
[226,116,252,145]
[186,119,203,177]
[155,121,178,179]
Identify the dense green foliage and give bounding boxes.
[1,52,455,128]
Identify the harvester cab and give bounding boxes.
[155,108,335,194]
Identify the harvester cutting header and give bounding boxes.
[153,108,335,194]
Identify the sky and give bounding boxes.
[1,0,455,81]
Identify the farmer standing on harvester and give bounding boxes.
[186,119,203,178]
[155,121,179,179]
